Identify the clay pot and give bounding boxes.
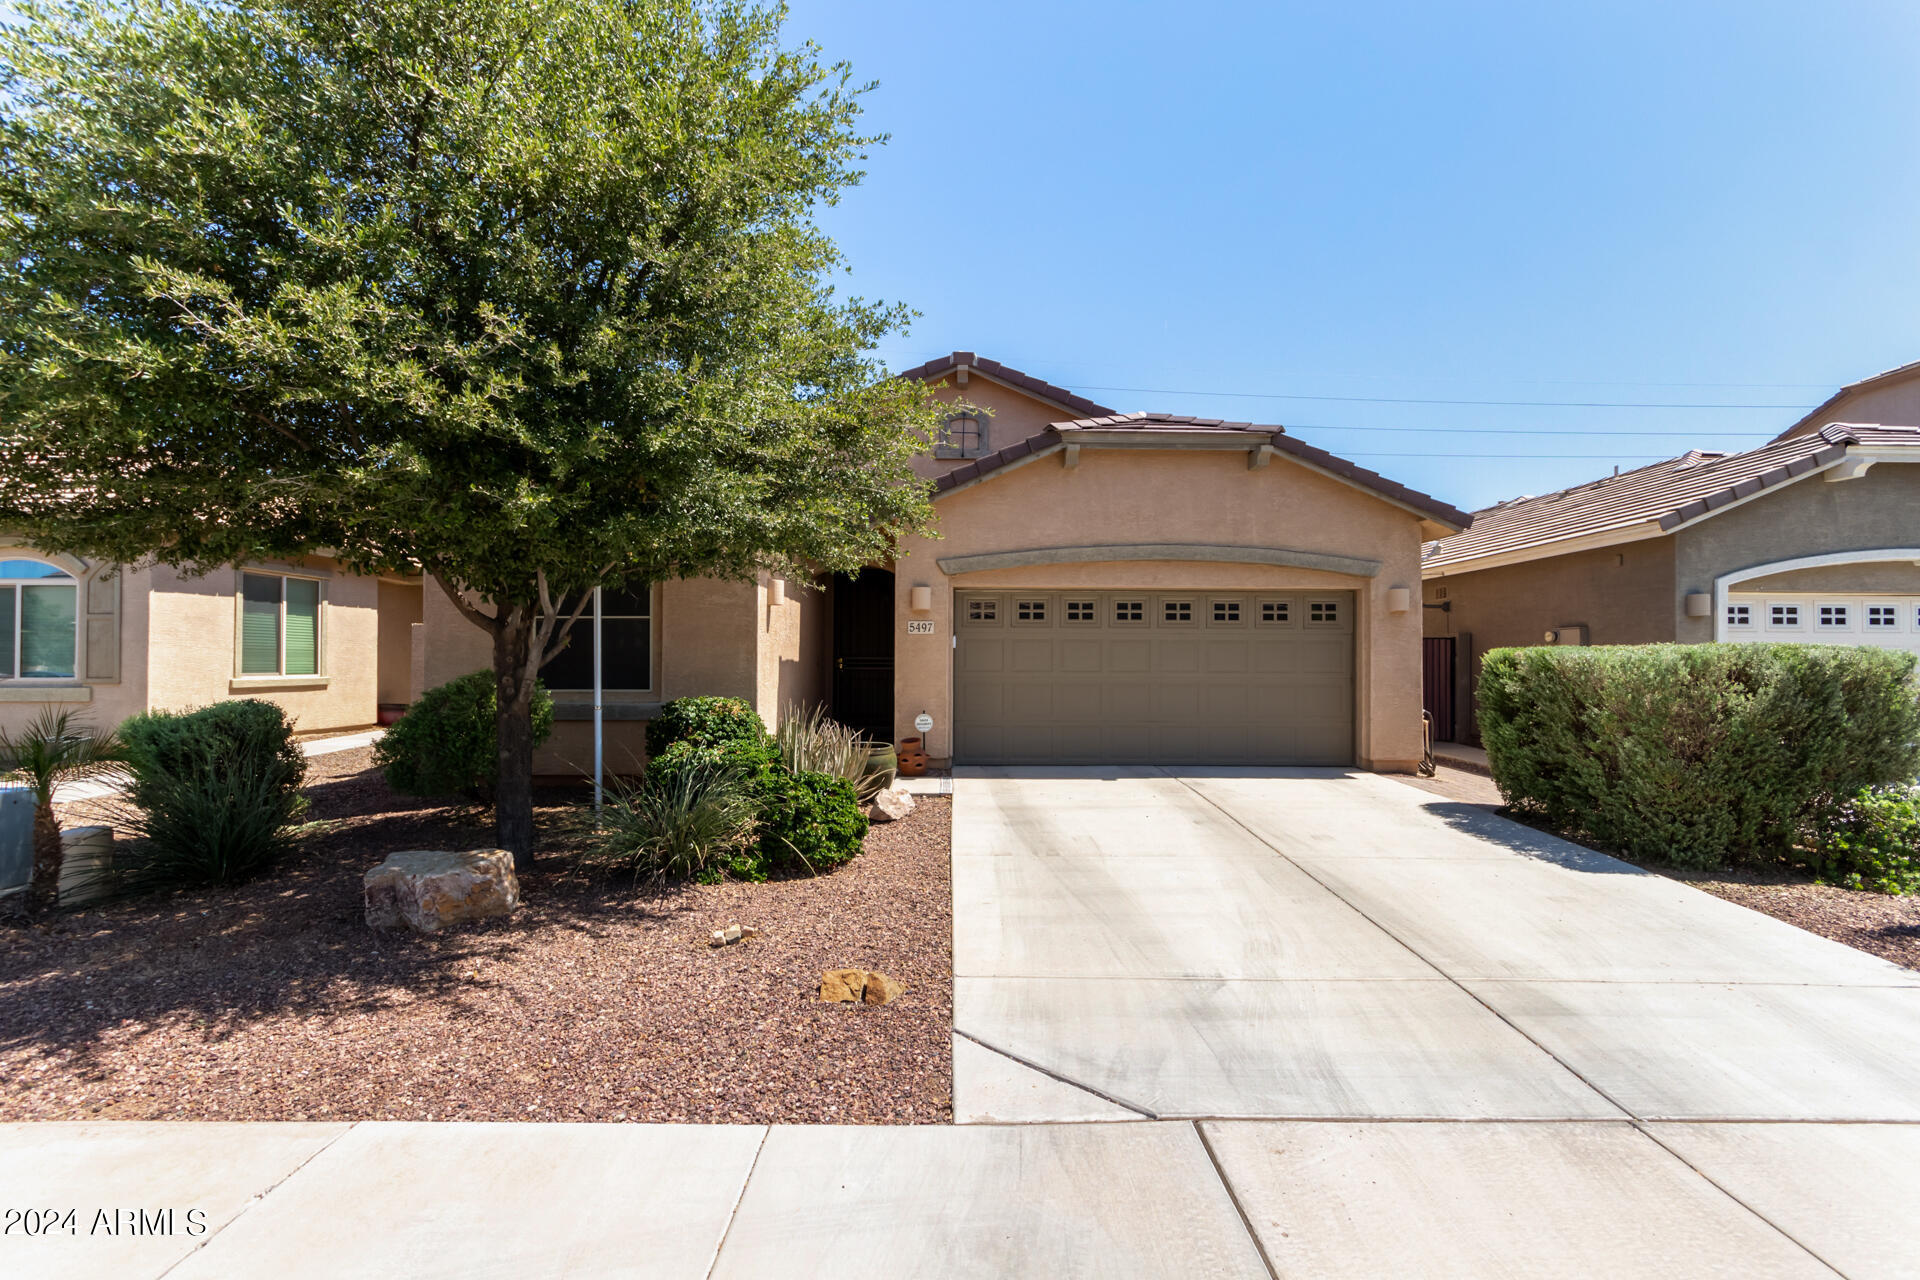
[896,736,929,777]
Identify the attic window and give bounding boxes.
[935,413,985,459]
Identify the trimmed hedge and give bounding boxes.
[1808,786,1920,894]
[645,696,770,757]
[375,670,554,799]
[1479,643,1920,869]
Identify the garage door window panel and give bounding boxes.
[1112,599,1146,625]
[1257,598,1296,628]
[1158,598,1196,626]
[962,595,1002,627]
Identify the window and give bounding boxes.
[966,597,998,623]
[1725,604,1752,628]
[1868,605,1897,629]
[1015,599,1047,623]
[1818,605,1850,628]
[240,572,322,677]
[1770,604,1800,628]
[1065,600,1096,622]
[1260,601,1290,624]
[1163,600,1193,623]
[0,559,77,680]
[1309,600,1339,624]
[934,413,985,459]
[1211,601,1241,624]
[541,581,653,691]
[1114,600,1144,623]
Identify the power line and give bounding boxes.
[1330,452,1673,460]
[1083,384,1813,410]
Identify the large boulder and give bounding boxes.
[866,785,915,824]
[364,849,520,933]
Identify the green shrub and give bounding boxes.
[117,699,307,888]
[1808,786,1920,894]
[776,703,886,800]
[645,737,777,793]
[1479,643,1920,869]
[645,696,769,757]
[375,670,554,799]
[592,754,760,884]
[755,768,868,873]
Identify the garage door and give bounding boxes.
[953,589,1354,766]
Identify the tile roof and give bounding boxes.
[932,411,1473,529]
[1423,423,1920,571]
[894,351,1118,420]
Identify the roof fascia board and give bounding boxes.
[932,441,1063,499]
[1824,445,1920,481]
[936,543,1383,578]
[1059,429,1274,450]
[958,366,1101,418]
[1423,520,1669,578]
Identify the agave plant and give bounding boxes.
[0,709,122,913]
[777,703,885,799]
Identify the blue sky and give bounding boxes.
[786,0,1920,511]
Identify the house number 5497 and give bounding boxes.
[905,620,936,635]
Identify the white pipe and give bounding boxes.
[592,584,603,819]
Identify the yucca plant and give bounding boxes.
[777,703,886,800]
[0,709,122,913]
[593,756,760,883]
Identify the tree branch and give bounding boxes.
[431,571,500,637]
[535,562,617,668]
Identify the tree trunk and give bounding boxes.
[27,798,62,914]
[493,602,540,871]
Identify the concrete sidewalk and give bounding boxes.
[8,1117,1919,1278]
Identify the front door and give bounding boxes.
[831,568,895,743]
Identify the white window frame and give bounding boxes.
[234,569,329,680]
[0,558,79,682]
[1724,603,1753,628]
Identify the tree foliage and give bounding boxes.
[0,0,943,860]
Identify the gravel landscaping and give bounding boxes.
[1394,765,1920,972]
[2,748,953,1124]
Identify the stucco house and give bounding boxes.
[421,352,1471,774]
[0,545,423,739]
[1421,399,1920,743]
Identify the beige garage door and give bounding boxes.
[953,589,1355,766]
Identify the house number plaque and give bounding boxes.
[905,620,936,635]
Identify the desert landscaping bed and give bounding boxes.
[1395,766,1920,971]
[2,747,953,1124]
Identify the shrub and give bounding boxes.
[645,737,777,794]
[755,768,868,873]
[645,696,769,757]
[776,703,886,800]
[117,699,307,888]
[592,755,760,884]
[375,670,554,799]
[1808,786,1920,894]
[1479,643,1920,869]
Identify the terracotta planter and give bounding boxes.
[896,736,929,777]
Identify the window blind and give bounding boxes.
[241,573,282,674]
[283,578,320,676]
[19,584,77,678]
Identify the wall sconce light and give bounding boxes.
[1385,587,1411,613]
[769,577,787,607]
[910,584,933,613]
[1684,591,1711,618]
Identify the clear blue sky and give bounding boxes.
[786,0,1920,512]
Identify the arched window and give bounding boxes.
[934,413,986,459]
[0,559,78,680]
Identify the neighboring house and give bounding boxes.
[0,546,423,739]
[422,352,1470,773]
[1421,421,1920,744]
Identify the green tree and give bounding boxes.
[0,709,121,912]
[0,0,941,865]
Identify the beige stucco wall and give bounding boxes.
[144,556,382,733]
[893,446,1431,771]
[911,376,1088,483]
[756,571,831,726]
[1778,376,1920,442]
[376,580,424,706]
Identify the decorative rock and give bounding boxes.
[364,849,520,933]
[711,923,745,948]
[819,968,906,1006]
[866,785,916,824]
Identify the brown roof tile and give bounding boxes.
[1423,422,1920,570]
[894,351,1117,419]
